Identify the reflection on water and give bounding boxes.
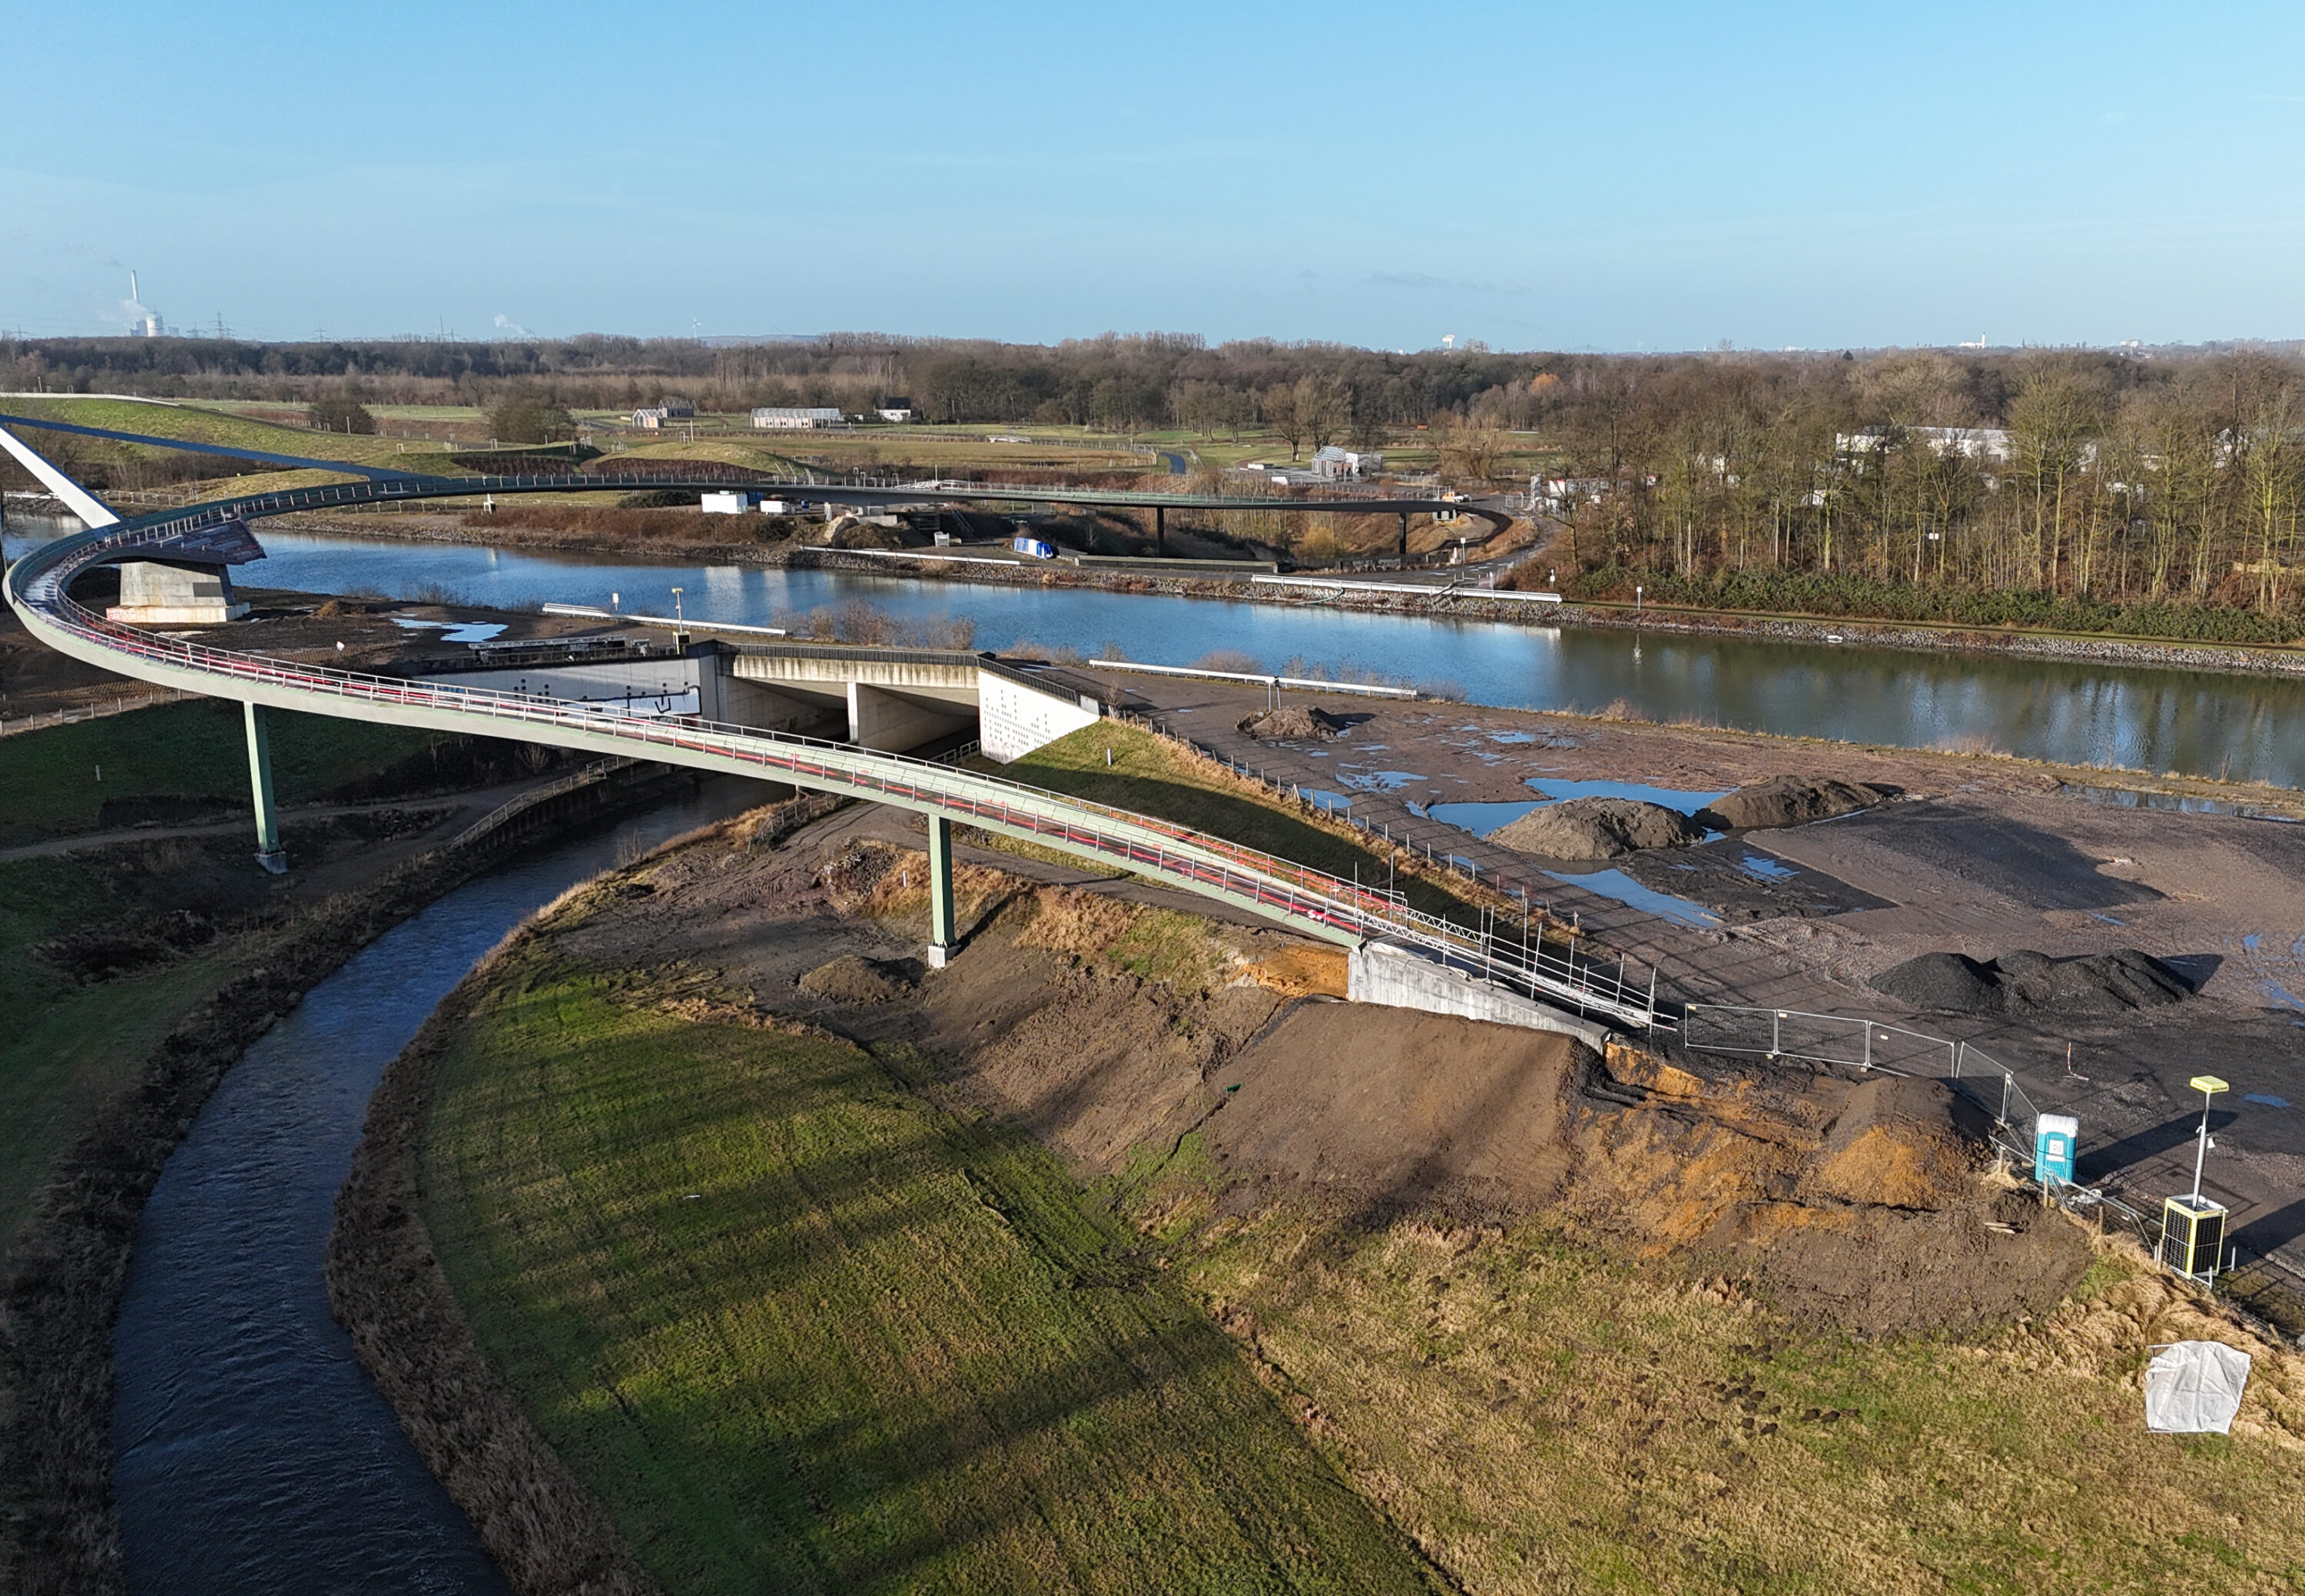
[1541,867,1722,928]
[110,777,772,1596]
[11,514,2305,788]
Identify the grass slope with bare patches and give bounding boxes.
[420,949,1440,1596]
[1002,720,1506,931]
[1172,1207,2305,1595]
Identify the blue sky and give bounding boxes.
[5,2,2301,350]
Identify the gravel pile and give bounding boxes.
[1698,775,1895,831]
[1241,705,1351,741]
[1871,947,2194,1017]
[798,954,914,1005]
[1491,797,1707,861]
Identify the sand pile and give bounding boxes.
[797,954,913,1004]
[1871,947,2194,1017]
[1697,775,1895,831]
[1491,797,1706,860]
[1242,705,1350,741]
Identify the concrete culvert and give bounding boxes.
[1871,947,2194,1017]
[1696,775,1896,831]
[1490,796,1706,861]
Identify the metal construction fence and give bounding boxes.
[1683,1004,2044,1172]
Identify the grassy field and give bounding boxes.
[11,396,412,470]
[1169,1205,2305,1595]
[0,701,446,1246]
[0,697,439,845]
[0,852,250,1244]
[422,946,1439,1595]
[1001,720,1503,928]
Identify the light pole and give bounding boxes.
[1634,584,1643,622]
[2189,1073,2229,1200]
[671,586,688,651]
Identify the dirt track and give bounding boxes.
[546,808,2090,1336]
[1086,671,2305,1295]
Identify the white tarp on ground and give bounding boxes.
[2144,1340,2252,1434]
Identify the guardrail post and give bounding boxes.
[926,815,957,968]
[244,701,287,873]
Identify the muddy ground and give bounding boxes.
[552,805,2090,1336]
[1084,671,2305,1294]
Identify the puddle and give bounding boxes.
[2246,934,2263,952]
[1429,801,1551,838]
[2088,912,2126,927]
[1740,854,1798,881]
[1298,788,1354,813]
[1489,731,1540,745]
[1340,769,1427,792]
[2264,978,2305,1012]
[2058,781,2297,822]
[2246,1093,2291,1110]
[1542,868,1721,928]
[1430,777,1730,844]
[392,618,507,645]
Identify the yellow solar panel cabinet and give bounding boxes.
[2162,1194,2227,1281]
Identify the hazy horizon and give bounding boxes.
[8,1,2303,351]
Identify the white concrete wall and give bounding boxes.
[980,672,1101,762]
[437,659,701,717]
[1347,939,1611,1050]
[109,560,246,623]
[847,682,976,752]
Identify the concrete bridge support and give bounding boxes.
[926,815,957,967]
[847,682,974,754]
[244,701,287,873]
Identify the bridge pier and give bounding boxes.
[1155,504,1166,554]
[244,701,287,873]
[925,815,957,967]
[1398,512,1410,564]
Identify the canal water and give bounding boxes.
[109,777,770,1595]
[11,515,2297,789]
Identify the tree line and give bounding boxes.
[7,329,2305,619]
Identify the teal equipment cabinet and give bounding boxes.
[2161,1194,2227,1279]
[2034,1113,2078,1187]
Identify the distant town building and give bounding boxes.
[632,398,697,429]
[1836,426,2015,464]
[1532,476,1610,512]
[873,397,916,423]
[1312,446,1383,480]
[751,406,844,430]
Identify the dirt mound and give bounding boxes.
[797,954,913,1004]
[1697,775,1894,831]
[1872,947,2194,1017]
[1240,705,1350,742]
[1491,797,1706,860]
[1561,1054,2085,1334]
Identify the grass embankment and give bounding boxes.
[0,696,449,846]
[1000,719,1517,931]
[1169,1208,2305,1594]
[416,938,1437,1594]
[0,701,445,1237]
[0,702,582,1594]
[1557,566,2305,649]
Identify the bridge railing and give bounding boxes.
[12,517,1664,1030]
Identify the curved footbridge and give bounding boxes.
[2,417,1657,1037]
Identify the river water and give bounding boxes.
[109,778,769,1595]
[10,513,2297,788]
